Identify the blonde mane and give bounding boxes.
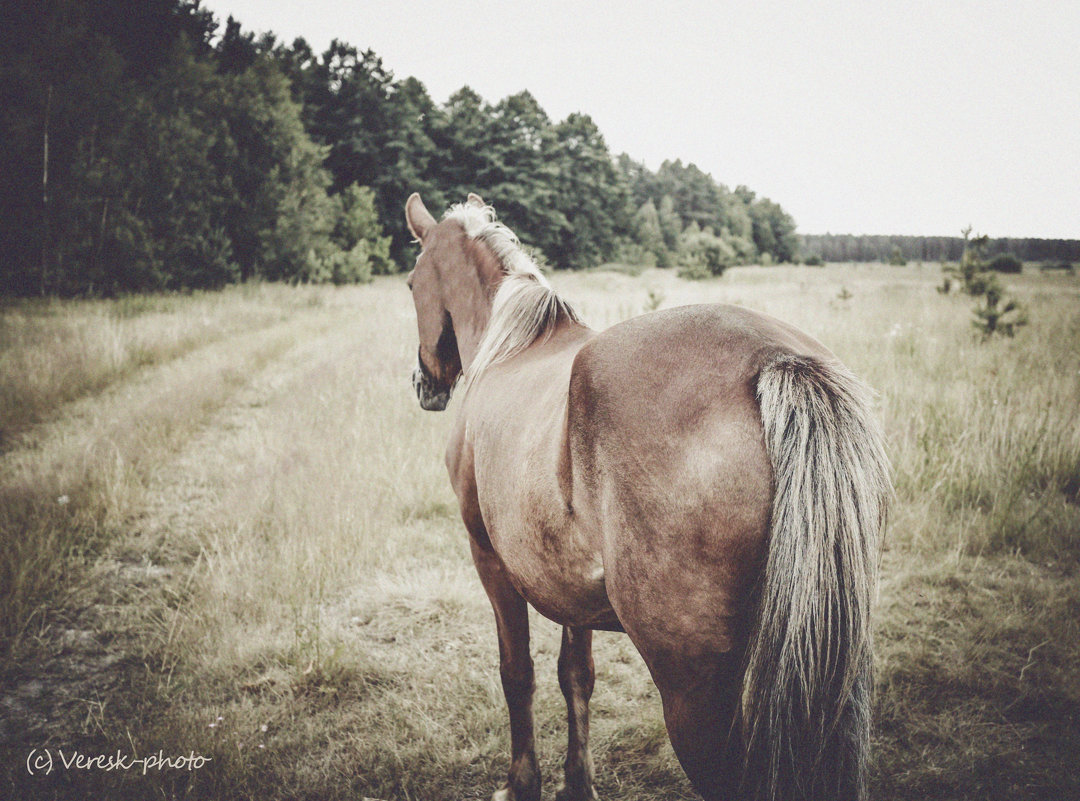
[445,202,581,387]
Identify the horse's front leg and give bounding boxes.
[556,626,600,801]
[470,537,541,801]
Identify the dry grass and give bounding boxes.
[0,284,345,641]
[1,264,1078,800]
[0,284,322,449]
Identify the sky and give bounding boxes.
[206,0,1079,238]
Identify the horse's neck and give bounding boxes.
[450,300,489,374]
[446,243,503,373]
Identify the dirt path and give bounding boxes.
[0,305,368,796]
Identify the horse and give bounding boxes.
[403,192,890,801]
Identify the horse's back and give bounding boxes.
[567,304,833,663]
[457,322,622,627]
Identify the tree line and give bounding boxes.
[0,0,799,296]
[799,234,1080,265]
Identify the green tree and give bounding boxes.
[0,0,236,294]
[324,183,392,282]
[615,153,654,210]
[476,91,567,260]
[655,160,726,231]
[658,194,682,252]
[943,228,1027,339]
[429,86,490,200]
[549,113,628,269]
[750,197,798,263]
[0,0,807,290]
[633,200,669,267]
[950,227,992,294]
[129,47,237,290]
[219,58,337,282]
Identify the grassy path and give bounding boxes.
[0,290,357,643]
[1,286,392,797]
[0,286,328,450]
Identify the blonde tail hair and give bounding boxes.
[742,353,890,801]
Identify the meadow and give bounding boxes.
[1,263,1078,800]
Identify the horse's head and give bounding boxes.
[404,192,487,411]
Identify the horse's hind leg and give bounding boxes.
[650,654,743,801]
[556,626,599,801]
[470,538,541,801]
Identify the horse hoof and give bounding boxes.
[554,784,600,801]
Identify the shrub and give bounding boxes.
[676,223,735,277]
[612,238,658,269]
[676,260,712,281]
[803,254,825,266]
[987,253,1023,273]
[333,184,393,277]
[972,276,1027,338]
[324,243,375,285]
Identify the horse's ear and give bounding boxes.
[405,193,436,242]
[467,193,485,208]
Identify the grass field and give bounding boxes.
[1,264,1078,800]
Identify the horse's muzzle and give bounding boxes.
[412,359,452,411]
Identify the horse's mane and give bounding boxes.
[444,202,581,387]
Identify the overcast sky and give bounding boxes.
[207,0,1078,238]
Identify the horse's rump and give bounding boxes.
[563,304,888,800]
[563,304,822,656]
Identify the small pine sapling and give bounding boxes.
[942,228,1027,340]
[972,275,1027,338]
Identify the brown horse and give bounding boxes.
[404,192,890,801]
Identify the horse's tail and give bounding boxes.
[742,353,890,801]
